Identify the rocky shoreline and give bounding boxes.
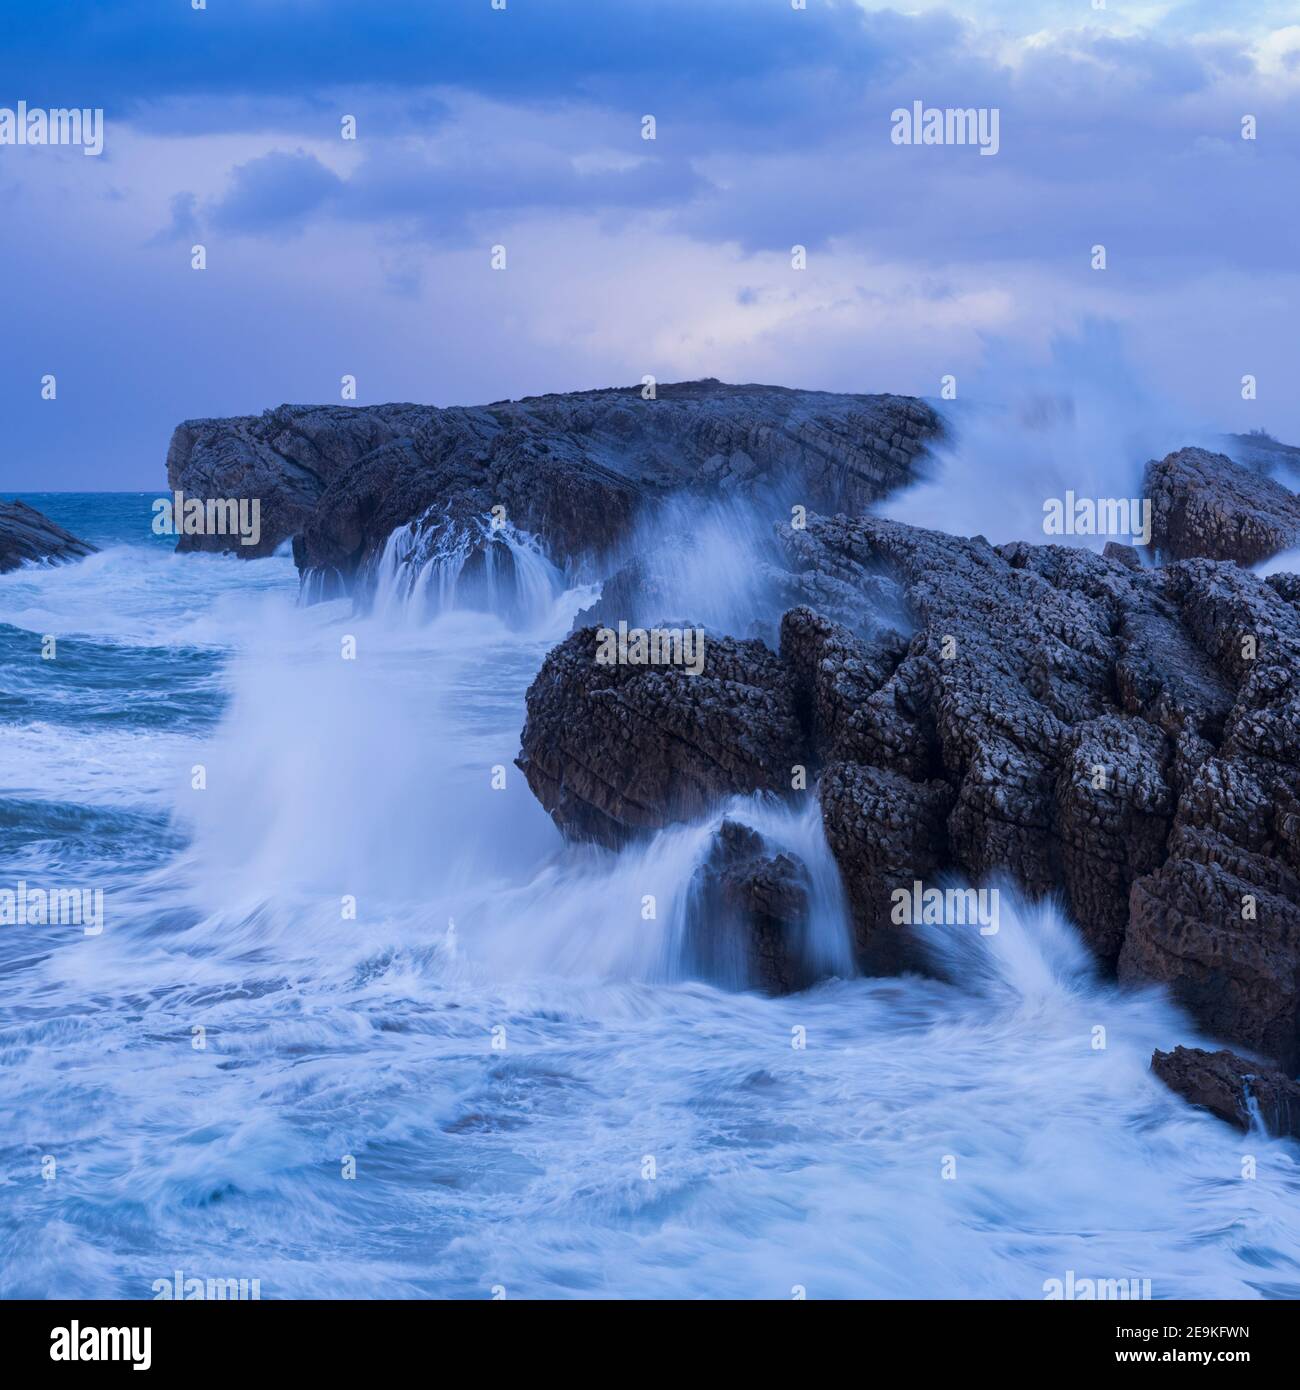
[155,381,1300,1137]
[0,499,97,573]
[521,513,1300,1067]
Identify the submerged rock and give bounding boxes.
[0,500,96,573]
[685,820,812,994]
[1151,1045,1300,1138]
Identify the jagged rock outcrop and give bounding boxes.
[818,760,954,972]
[0,500,97,574]
[775,605,946,969]
[165,382,941,585]
[1118,558,1300,1067]
[685,820,812,994]
[803,519,1300,1064]
[521,506,1300,1065]
[1146,447,1300,566]
[1151,1046,1300,1138]
[777,518,1187,970]
[516,625,805,850]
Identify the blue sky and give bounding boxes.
[0,0,1297,488]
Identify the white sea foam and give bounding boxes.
[3,493,1298,1301]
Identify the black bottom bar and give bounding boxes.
[0,1297,1280,1374]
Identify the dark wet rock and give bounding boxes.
[293,424,642,589]
[168,402,642,570]
[522,506,1300,1066]
[1103,541,1141,570]
[1151,1045,1300,1138]
[1126,859,1300,1069]
[165,405,422,560]
[781,518,1300,1038]
[763,556,908,639]
[775,522,913,637]
[0,500,97,574]
[1146,446,1300,566]
[516,625,805,850]
[778,606,910,769]
[685,820,812,994]
[1117,559,1300,1067]
[818,761,954,972]
[570,553,675,633]
[1053,715,1174,962]
[165,381,941,584]
[774,520,1137,964]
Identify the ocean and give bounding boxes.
[2,492,1299,1299]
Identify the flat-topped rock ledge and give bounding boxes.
[164,381,942,580]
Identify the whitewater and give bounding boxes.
[3,492,1300,1300]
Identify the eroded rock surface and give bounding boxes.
[0,500,97,574]
[516,625,804,850]
[1118,559,1300,1067]
[1151,1045,1300,1138]
[521,507,1300,1063]
[165,382,941,581]
[1146,446,1300,566]
[174,383,1300,1059]
[167,404,456,561]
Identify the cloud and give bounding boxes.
[150,189,200,244]
[0,0,1296,489]
[335,138,711,244]
[208,150,344,235]
[0,0,909,126]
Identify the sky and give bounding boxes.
[0,0,1296,489]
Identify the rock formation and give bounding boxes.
[0,500,97,574]
[1146,446,1300,566]
[685,820,812,994]
[516,626,803,850]
[1219,430,1300,487]
[520,509,1300,1067]
[164,382,941,584]
[1151,1045,1300,1138]
[164,380,1300,1088]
